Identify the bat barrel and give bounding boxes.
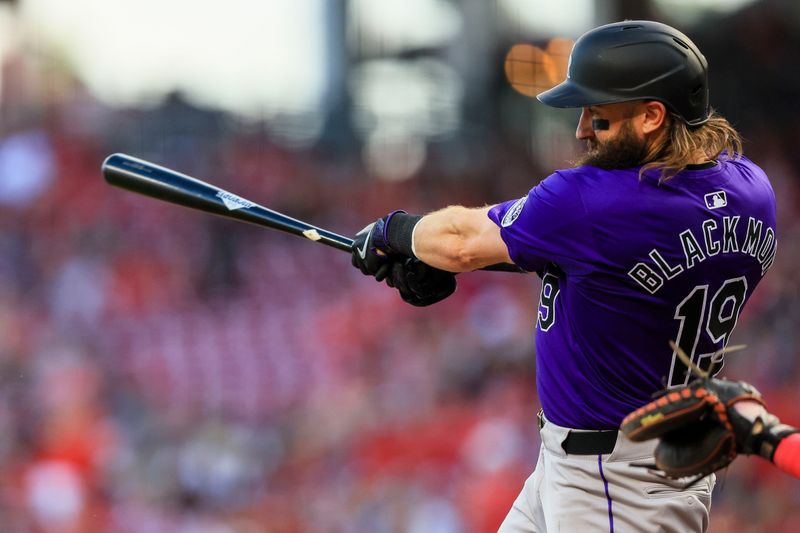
[102,153,354,252]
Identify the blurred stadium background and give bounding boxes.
[0,0,797,531]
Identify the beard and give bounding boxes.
[574,120,649,170]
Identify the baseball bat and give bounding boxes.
[102,153,353,251]
[101,153,522,273]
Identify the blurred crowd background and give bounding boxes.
[0,0,798,531]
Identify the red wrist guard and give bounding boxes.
[773,432,800,479]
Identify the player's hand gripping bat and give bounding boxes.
[101,153,522,273]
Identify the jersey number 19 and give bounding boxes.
[668,276,748,387]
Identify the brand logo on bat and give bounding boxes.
[122,161,152,173]
[217,191,255,211]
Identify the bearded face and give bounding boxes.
[575,119,651,170]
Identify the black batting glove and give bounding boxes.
[351,222,391,281]
[386,258,456,307]
[351,211,414,280]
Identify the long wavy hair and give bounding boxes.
[640,110,743,181]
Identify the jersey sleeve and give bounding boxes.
[488,170,595,273]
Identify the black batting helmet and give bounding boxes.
[537,20,709,126]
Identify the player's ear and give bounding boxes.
[641,100,668,134]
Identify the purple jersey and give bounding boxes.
[488,157,776,429]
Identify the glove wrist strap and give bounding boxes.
[384,212,422,258]
[757,423,799,461]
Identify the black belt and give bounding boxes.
[537,409,618,455]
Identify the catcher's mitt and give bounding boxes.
[621,377,767,478]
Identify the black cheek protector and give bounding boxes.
[592,118,610,131]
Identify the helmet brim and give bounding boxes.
[537,80,710,126]
[537,79,626,109]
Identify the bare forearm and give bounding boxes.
[412,206,512,272]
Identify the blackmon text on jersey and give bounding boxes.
[628,215,776,294]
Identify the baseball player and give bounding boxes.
[351,20,777,532]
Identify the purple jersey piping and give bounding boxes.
[598,455,614,533]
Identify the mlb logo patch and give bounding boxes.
[704,191,727,210]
